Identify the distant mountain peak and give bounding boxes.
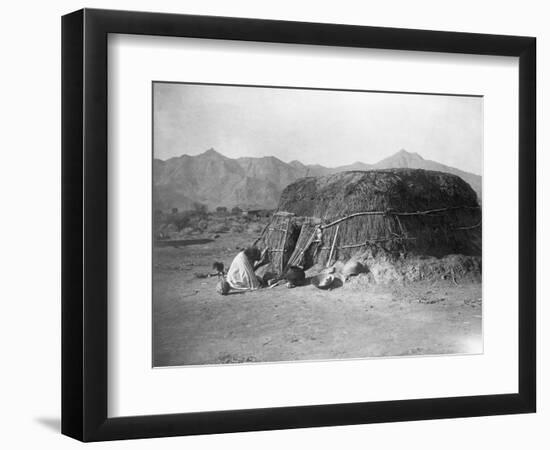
[199,148,230,160]
[396,148,423,159]
[376,149,425,166]
[262,155,283,163]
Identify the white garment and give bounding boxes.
[226,251,261,290]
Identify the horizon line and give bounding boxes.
[153,147,481,176]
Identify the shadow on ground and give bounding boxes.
[35,417,60,433]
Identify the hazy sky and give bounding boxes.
[153,82,482,175]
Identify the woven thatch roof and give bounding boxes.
[277,168,479,220]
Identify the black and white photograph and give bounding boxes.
[152,82,483,367]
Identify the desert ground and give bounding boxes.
[153,231,482,367]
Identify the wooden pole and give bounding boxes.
[281,217,291,273]
[320,205,480,230]
[327,224,340,267]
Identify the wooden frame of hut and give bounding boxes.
[255,169,481,276]
[254,211,300,275]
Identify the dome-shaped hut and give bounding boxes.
[255,168,481,275]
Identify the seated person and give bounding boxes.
[226,246,268,290]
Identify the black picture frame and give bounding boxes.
[62,8,536,442]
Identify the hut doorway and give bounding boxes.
[285,217,322,270]
[256,212,301,275]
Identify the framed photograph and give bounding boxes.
[62,8,536,441]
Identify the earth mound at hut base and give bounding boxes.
[309,250,481,287]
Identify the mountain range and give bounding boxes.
[153,148,481,212]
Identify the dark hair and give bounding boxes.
[243,246,261,262]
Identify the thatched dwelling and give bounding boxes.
[255,169,481,276]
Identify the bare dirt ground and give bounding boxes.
[153,233,482,367]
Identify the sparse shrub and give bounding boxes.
[180,227,194,235]
[192,202,208,214]
[247,223,263,233]
[171,212,192,231]
[211,223,230,233]
[231,224,245,233]
[216,206,228,216]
